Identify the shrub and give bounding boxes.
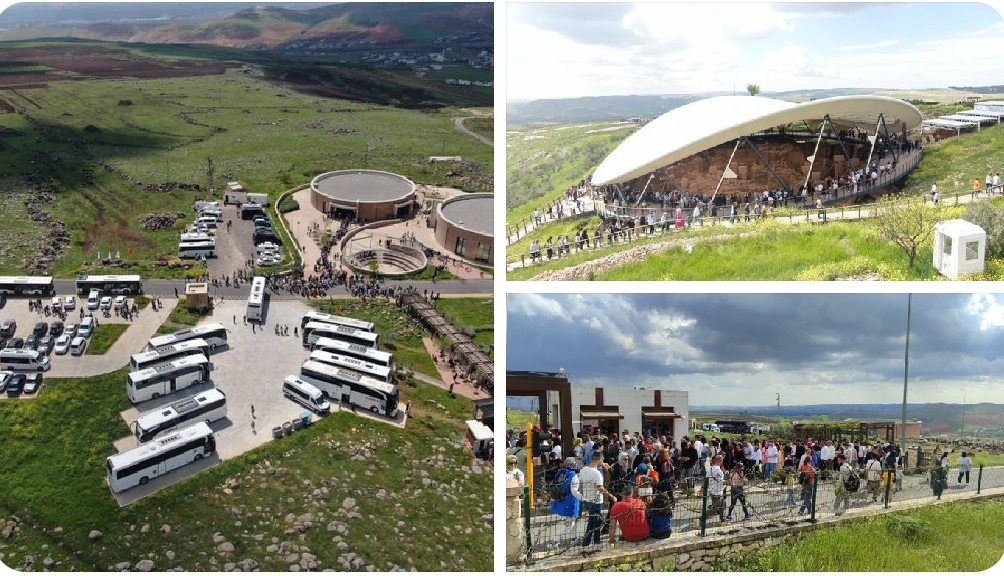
[278,196,299,213]
[962,200,1004,259]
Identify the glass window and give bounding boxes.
[474,243,491,263]
[454,236,467,256]
[943,235,952,256]
[966,240,980,261]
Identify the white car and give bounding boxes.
[63,296,76,311]
[63,323,78,338]
[53,334,71,355]
[51,296,62,312]
[114,296,127,309]
[100,296,112,310]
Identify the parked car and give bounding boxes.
[22,372,43,395]
[100,296,112,310]
[70,336,87,356]
[51,296,62,312]
[0,319,15,338]
[6,337,24,349]
[6,373,26,397]
[50,320,64,338]
[38,335,54,354]
[24,334,37,350]
[63,324,78,338]
[114,295,128,310]
[33,321,47,337]
[78,317,94,338]
[0,371,11,390]
[0,293,6,309]
[63,295,76,311]
[53,335,71,355]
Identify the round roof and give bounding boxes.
[592,95,923,185]
[311,170,415,203]
[439,193,494,236]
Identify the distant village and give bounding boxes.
[280,32,494,87]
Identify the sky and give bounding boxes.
[507,2,1004,100]
[507,293,1004,406]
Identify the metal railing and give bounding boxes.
[506,192,591,245]
[517,462,1003,565]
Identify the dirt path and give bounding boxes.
[455,116,493,147]
[420,337,488,400]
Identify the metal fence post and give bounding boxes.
[700,477,709,537]
[884,470,892,509]
[977,464,983,494]
[809,475,818,521]
[523,486,532,562]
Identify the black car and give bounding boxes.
[0,319,15,338]
[6,373,26,397]
[38,335,54,354]
[5,337,24,349]
[0,293,6,308]
[50,320,64,338]
[33,321,48,337]
[25,334,38,350]
[253,231,282,246]
[22,373,43,395]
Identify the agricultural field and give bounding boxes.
[505,121,636,221]
[0,41,493,278]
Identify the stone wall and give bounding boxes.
[506,486,526,566]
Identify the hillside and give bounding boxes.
[0,2,494,50]
[507,95,696,125]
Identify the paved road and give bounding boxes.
[456,115,493,147]
[54,278,494,298]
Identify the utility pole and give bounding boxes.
[776,393,781,430]
[961,389,966,442]
[901,294,911,463]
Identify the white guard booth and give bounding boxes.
[465,419,494,457]
[933,219,986,278]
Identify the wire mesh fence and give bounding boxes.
[520,463,1004,564]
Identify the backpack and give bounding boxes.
[548,469,573,501]
[798,471,808,486]
[843,471,860,493]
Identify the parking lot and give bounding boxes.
[206,203,283,280]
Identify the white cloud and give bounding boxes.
[840,39,899,51]
[507,294,569,322]
[968,294,1004,330]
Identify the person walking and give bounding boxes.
[549,458,581,548]
[707,454,727,525]
[957,451,973,485]
[726,462,751,521]
[865,453,883,502]
[251,404,255,419]
[797,458,815,515]
[833,454,852,516]
[576,452,616,555]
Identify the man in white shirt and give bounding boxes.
[843,442,857,471]
[708,455,727,524]
[993,173,1001,195]
[575,452,615,553]
[956,451,973,485]
[865,454,883,502]
[693,437,705,476]
[764,441,779,480]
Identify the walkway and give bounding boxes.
[506,195,596,245]
[456,115,493,147]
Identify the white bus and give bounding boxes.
[0,276,55,296]
[301,322,378,349]
[106,422,216,493]
[0,349,51,372]
[178,241,216,259]
[75,275,143,295]
[311,337,395,371]
[308,350,392,383]
[130,338,211,371]
[299,360,399,417]
[133,388,228,443]
[126,353,211,403]
[300,311,375,332]
[148,323,228,352]
[246,276,266,322]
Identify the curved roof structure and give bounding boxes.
[312,170,415,203]
[592,95,923,185]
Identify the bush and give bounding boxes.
[962,200,1004,259]
[278,196,299,213]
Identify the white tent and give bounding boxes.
[933,219,986,278]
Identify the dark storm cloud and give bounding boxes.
[508,2,638,47]
[506,293,1004,403]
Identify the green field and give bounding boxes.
[83,323,130,355]
[433,297,494,357]
[0,43,492,278]
[0,368,491,571]
[505,121,635,222]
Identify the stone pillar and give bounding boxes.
[506,484,525,566]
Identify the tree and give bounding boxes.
[747,84,760,97]
[874,194,937,268]
[962,201,1004,259]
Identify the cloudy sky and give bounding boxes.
[507,2,1004,100]
[507,293,1004,406]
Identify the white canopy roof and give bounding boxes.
[592,95,923,185]
[466,419,494,442]
[923,118,977,128]
[939,114,983,124]
[935,219,986,237]
[956,110,1004,119]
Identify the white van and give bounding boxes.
[194,216,219,229]
[78,316,95,338]
[282,376,330,414]
[701,422,721,433]
[70,336,87,356]
[0,349,51,372]
[86,289,100,310]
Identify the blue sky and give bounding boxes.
[507,293,1004,406]
[508,2,1004,100]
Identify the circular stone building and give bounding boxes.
[310,169,417,222]
[433,193,494,265]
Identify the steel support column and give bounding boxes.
[742,136,794,196]
[865,113,883,168]
[802,120,826,194]
[711,139,743,204]
[635,173,656,207]
[825,115,856,176]
[877,113,900,163]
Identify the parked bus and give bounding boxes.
[106,422,216,493]
[0,276,55,297]
[300,311,375,333]
[74,275,143,295]
[310,337,394,371]
[246,276,266,322]
[308,350,392,383]
[178,241,216,260]
[299,360,399,417]
[148,323,227,352]
[126,354,211,403]
[301,322,378,349]
[133,388,227,443]
[0,349,51,372]
[715,420,753,434]
[130,338,211,372]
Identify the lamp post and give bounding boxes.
[961,389,966,442]
[776,393,781,430]
[901,294,911,463]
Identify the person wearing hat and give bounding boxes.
[549,457,581,546]
[506,455,525,487]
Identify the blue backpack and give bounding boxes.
[548,469,573,501]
